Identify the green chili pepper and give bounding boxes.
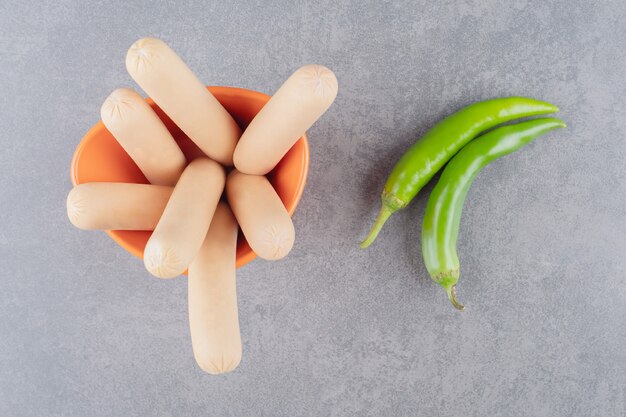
[422,117,566,310]
[360,97,559,248]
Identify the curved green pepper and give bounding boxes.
[360,97,559,248]
[422,117,566,310]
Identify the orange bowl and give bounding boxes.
[70,86,309,269]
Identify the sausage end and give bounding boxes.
[186,157,226,185]
[255,221,295,261]
[125,37,167,77]
[294,64,338,102]
[143,240,184,279]
[66,186,89,229]
[194,349,242,375]
[100,88,140,123]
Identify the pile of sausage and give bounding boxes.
[66,38,338,374]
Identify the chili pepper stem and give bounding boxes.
[360,205,393,248]
[446,285,465,311]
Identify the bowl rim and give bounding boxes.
[70,85,310,269]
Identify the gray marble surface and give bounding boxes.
[1,1,625,416]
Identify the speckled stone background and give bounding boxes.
[1,0,625,416]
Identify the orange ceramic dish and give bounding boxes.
[70,86,309,269]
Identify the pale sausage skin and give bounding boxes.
[188,203,242,374]
[226,171,295,260]
[126,38,241,166]
[100,88,186,186]
[67,183,172,231]
[233,64,338,175]
[144,158,225,279]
